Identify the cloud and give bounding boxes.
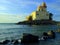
[0,13,27,23]
[0,6,8,10]
[0,0,40,12]
[0,14,22,23]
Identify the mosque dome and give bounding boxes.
[42,2,47,8]
[37,5,43,11]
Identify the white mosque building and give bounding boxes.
[18,2,57,25]
[26,2,53,21]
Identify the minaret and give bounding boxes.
[37,2,47,11]
[37,6,42,11]
[42,2,47,8]
[41,2,47,11]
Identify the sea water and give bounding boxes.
[0,23,60,45]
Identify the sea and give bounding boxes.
[0,23,60,45]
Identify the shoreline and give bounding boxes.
[17,20,57,25]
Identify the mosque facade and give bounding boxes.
[26,2,53,21]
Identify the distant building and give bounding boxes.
[26,2,53,21]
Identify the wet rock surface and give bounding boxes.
[21,33,39,43]
[0,31,55,45]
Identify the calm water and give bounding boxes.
[0,23,60,45]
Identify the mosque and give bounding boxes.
[17,2,57,25]
[26,2,53,21]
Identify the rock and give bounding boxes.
[47,30,55,39]
[21,33,39,43]
[13,39,21,45]
[0,42,3,44]
[3,40,10,44]
[11,40,14,43]
[41,31,55,40]
[57,29,60,32]
[13,40,19,45]
[42,32,49,40]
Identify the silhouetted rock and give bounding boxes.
[21,33,39,43]
[41,31,55,40]
[12,39,21,45]
[17,20,57,25]
[13,40,19,45]
[42,32,49,40]
[11,40,14,43]
[0,42,3,44]
[3,40,10,44]
[47,30,55,39]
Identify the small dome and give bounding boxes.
[42,2,47,8]
[37,5,43,11]
[38,6,41,9]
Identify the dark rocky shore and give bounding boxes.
[0,30,55,45]
[17,20,57,25]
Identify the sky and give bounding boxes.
[0,0,60,23]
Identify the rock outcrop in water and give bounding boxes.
[21,33,39,43]
[17,20,57,25]
[47,30,55,39]
[21,31,55,43]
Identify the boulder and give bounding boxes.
[3,40,10,44]
[0,42,3,44]
[42,31,55,40]
[21,33,39,43]
[57,29,60,32]
[13,40,19,45]
[42,32,49,40]
[47,30,55,39]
